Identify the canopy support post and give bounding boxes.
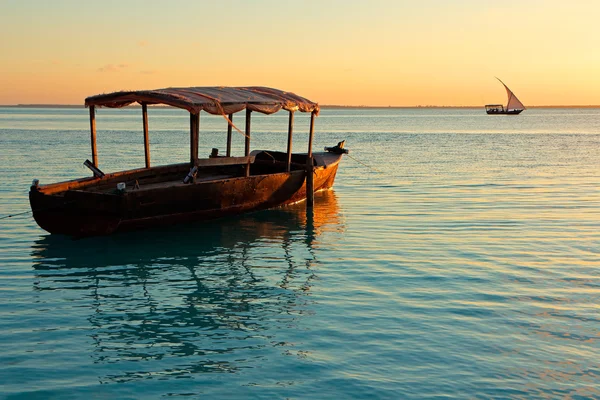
[89,105,98,168]
[226,113,233,157]
[244,109,252,177]
[306,111,316,208]
[286,111,294,172]
[307,111,315,158]
[142,103,150,168]
[190,112,199,166]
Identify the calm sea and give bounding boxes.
[1,107,599,399]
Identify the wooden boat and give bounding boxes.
[29,86,347,237]
[485,78,526,115]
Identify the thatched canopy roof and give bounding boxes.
[85,86,319,115]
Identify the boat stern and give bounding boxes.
[29,183,122,236]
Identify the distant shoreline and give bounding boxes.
[2,104,600,109]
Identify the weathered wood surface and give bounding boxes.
[36,156,256,196]
[308,111,315,157]
[190,113,199,165]
[30,152,342,237]
[89,106,98,167]
[226,113,233,157]
[244,109,251,177]
[286,111,294,172]
[196,155,254,167]
[37,162,190,194]
[142,103,150,168]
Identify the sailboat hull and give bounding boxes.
[486,109,523,115]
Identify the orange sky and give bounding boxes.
[1,0,599,106]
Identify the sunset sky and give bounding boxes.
[1,0,599,106]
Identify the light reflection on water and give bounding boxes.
[1,107,600,398]
[27,191,343,387]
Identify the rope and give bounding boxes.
[346,153,385,174]
[0,209,33,220]
[221,114,250,139]
[0,200,77,222]
[262,151,276,162]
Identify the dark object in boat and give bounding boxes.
[83,159,105,178]
[485,78,526,115]
[325,140,349,154]
[29,86,347,237]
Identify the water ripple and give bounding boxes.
[2,108,600,398]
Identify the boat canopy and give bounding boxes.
[85,86,319,116]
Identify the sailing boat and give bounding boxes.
[485,78,526,115]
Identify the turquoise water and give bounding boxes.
[1,107,599,399]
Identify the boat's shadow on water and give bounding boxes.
[29,190,344,383]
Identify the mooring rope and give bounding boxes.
[0,209,33,220]
[0,200,77,222]
[345,153,385,174]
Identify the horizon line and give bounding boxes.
[2,104,600,109]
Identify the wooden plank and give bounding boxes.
[245,109,251,177]
[89,106,98,167]
[195,155,255,167]
[39,162,191,194]
[286,111,294,172]
[226,113,233,157]
[142,103,150,168]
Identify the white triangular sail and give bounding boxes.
[497,78,526,110]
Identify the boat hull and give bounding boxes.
[486,109,523,115]
[30,153,342,237]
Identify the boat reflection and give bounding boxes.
[30,190,344,383]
